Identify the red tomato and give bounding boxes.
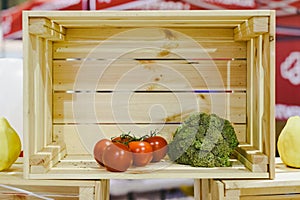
[102,142,133,172]
[144,136,168,162]
[93,139,113,166]
[128,141,153,167]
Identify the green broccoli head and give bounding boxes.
[167,112,239,167]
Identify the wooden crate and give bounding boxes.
[22,10,276,180]
[207,158,300,200]
[0,160,108,200]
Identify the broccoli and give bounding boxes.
[167,112,239,167]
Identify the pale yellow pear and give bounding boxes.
[0,117,22,171]
[278,116,300,168]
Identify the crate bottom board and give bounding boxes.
[28,155,269,179]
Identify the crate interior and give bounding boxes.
[23,11,275,179]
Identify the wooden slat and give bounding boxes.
[240,185,300,196]
[233,150,268,173]
[235,145,268,165]
[53,60,247,91]
[29,17,66,34]
[210,180,225,200]
[29,141,66,172]
[262,32,276,179]
[53,41,246,60]
[29,17,65,40]
[53,92,246,124]
[95,180,110,200]
[240,194,300,200]
[252,36,263,151]
[27,154,269,180]
[200,179,210,200]
[53,124,246,156]
[234,17,269,41]
[66,27,234,41]
[29,10,271,21]
[53,20,246,28]
[45,39,54,152]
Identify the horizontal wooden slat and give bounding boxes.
[53,124,246,156]
[28,154,269,180]
[240,194,300,200]
[53,19,246,28]
[53,40,246,60]
[53,60,247,91]
[65,27,234,41]
[53,92,246,124]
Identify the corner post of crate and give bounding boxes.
[194,179,212,200]
[210,180,225,200]
[22,10,31,179]
[262,10,276,179]
[95,179,110,200]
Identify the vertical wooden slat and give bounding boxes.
[253,35,263,151]
[95,180,110,200]
[22,11,32,180]
[45,40,53,146]
[246,39,254,145]
[262,11,276,179]
[194,179,201,200]
[34,36,48,153]
[211,180,225,200]
[201,179,211,200]
[247,35,263,150]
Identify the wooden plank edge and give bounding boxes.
[29,17,65,41]
[29,142,66,174]
[95,180,110,200]
[210,180,225,200]
[233,148,268,173]
[235,145,268,165]
[234,16,269,41]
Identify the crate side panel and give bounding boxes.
[53,60,247,91]
[52,92,246,124]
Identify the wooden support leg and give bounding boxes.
[95,180,110,200]
[194,179,211,200]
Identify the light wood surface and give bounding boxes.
[0,161,103,200]
[209,158,300,200]
[22,10,275,181]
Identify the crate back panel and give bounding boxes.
[23,10,275,179]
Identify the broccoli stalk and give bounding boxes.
[167,112,239,167]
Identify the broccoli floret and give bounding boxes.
[167,112,239,167]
